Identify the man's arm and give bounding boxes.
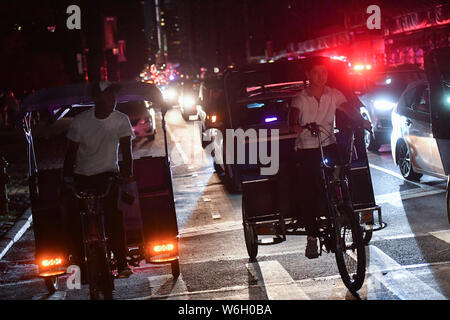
[63,139,79,178]
[119,136,133,180]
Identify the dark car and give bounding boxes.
[116,100,156,140]
[197,76,227,148]
[355,65,426,151]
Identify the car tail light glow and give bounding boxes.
[152,243,175,253]
[41,258,63,267]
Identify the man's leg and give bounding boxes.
[295,149,322,258]
[101,177,131,276]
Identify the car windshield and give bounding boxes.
[233,97,292,127]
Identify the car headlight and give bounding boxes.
[179,95,195,108]
[163,89,177,101]
[373,99,396,111]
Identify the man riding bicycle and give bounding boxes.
[62,81,135,278]
[289,57,371,259]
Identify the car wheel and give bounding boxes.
[397,141,422,181]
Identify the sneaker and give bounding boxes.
[117,266,133,278]
[305,236,319,259]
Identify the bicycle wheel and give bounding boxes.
[333,205,366,292]
[87,245,114,300]
[242,196,258,261]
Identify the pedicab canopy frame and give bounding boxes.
[219,57,385,247]
[19,81,181,279]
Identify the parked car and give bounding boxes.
[355,65,426,151]
[391,79,446,181]
[117,100,156,140]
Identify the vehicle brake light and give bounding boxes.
[354,64,364,71]
[41,258,63,267]
[152,243,175,253]
[365,64,372,70]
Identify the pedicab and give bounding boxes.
[425,47,450,224]
[19,81,180,296]
[210,57,386,293]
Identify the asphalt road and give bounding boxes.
[0,109,449,300]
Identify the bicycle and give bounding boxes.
[300,122,366,292]
[65,177,117,300]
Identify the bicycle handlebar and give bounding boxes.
[301,122,361,169]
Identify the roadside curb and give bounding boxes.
[0,208,33,261]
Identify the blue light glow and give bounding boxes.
[247,103,265,109]
[265,117,278,123]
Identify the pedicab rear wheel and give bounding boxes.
[242,195,258,261]
[244,222,258,261]
[171,259,180,278]
[44,276,58,294]
[334,205,366,292]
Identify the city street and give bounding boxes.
[0,109,448,300]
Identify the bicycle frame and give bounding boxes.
[303,124,356,252]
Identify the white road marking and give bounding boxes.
[166,125,189,164]
[375,187,445,207]
[245,260,310,300]
[366,245,446,300]
[179,220,243,238]
[147,274,188,300]
[430,230,450,243]
[132,260,450,300]
[369,163,425,188]
[0,209,33,261]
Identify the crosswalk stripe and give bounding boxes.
[245,260,310,300]
[366,245,446,300]
[429,230,450,243]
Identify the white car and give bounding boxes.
[391,79,446,181]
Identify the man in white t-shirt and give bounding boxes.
[289,57,371,259]
[63,81,135,278]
